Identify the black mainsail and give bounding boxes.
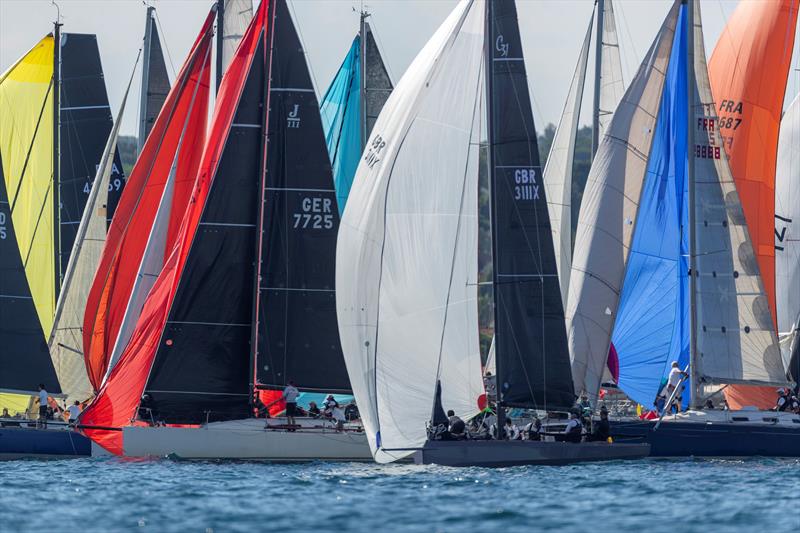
[138,7,171,152]
[487,0,575,411]
[362,20,393,145]
[253,0,348,393]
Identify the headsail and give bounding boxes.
[337,0,485,463]
[595,0,626,140]
[776,94,800,381]
[82,16,214,390]
[49,55,139,404]
[708,0,799,409]
[544,12,592,307]
[220,0,254,76]
[567,1,681,401]
[321,17,393,214]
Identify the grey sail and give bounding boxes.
[138,7,170,155]
[362,21,393,141]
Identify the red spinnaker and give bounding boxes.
[82,12,215,391]
[79,1,270,454]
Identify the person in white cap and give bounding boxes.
[666,362,688,413]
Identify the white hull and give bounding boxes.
[122,418,372,461]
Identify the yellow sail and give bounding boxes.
[0,36,56,337]
[0,393,35,417]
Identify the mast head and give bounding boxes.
[50,0,63,26]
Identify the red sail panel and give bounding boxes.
[82,13,214,390]
[709,0,799,410]
[79,1,270,454]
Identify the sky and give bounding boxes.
[1,0,799,137]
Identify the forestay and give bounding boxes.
[337,0,485,463]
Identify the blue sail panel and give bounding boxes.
[320,36,361,215]
[613,5,690,409]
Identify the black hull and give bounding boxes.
[414,440,650,467]
[610,419,800,457]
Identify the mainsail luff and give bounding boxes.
[362,21,393,145]
[776,94,799,381]
[567,0,681,401]
[219,0,254,87]
[48,53,139,403]
[137,6,171,155]
[596,0,626,145]
[544,12,592,308]
[488,0,574,411]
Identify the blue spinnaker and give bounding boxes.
[320,36,361,215]
[613,5,690,409]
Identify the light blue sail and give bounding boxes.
[320,36,362,215]
[612,5,690,408]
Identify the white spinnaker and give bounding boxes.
[776,93,800,369]
[337,0,484,463]
[544,13,592,307]
[221,0,253,74]
[48,58,138,403]
[691,2,786,387]
[567,0,680,400]
[597,0,626,137]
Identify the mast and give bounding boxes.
[485,0,505,437]
[215,0,224,92]
[591,0,604,157]
[138,5,155,156]
[685,0,700,408]
[248,0,276,404]
[53,18,62,296]
[359,8,368,149]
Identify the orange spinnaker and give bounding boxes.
[709,0,799,409]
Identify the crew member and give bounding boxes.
[447,410,466,439]
[564,412,582,443]
[666,362,688,413]
[37,384,49,429]
[67,401,82,424]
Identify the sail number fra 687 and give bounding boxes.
[292,196,333,230]
[514,168,540,201]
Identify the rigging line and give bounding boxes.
[287,0,321,99]
[613,0,639,88]
[9,80,54,215]
[365,13,395,84]
[21,180,53,271]
[153,9,177,79]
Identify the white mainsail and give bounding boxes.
[690,2,786,387]
[221,0,253,74]
[48,60,138,403]
[337,0,485,463]
[776,93,800,370]
[544,14,592,307]
[567,1,680,400]
[597,0,626,138]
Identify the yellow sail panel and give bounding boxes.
[0,392,34,417]
[0,35,56,336]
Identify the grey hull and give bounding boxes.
[414,440,650,467]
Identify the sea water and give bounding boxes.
[2,458,799,532]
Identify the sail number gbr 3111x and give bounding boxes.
[511,168,540,201]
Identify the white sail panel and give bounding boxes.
[48,64,136,403]
[221,0,253,74]
[337,0,484,463]
[690,1,786,387]
[544,13,592,306]
[597,0,626,137]
[776,93,799,369]
[567,1,680,400]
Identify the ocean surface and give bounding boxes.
[2,457,799,532]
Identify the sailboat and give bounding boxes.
[320,9,393,214]
[79,0,370,461]
[0,19,126,458]
[336,0,649,467]
[568,0,800,457]
[776,93,799,384]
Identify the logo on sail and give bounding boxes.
[287,104,301,128]
[495,35,509,57]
